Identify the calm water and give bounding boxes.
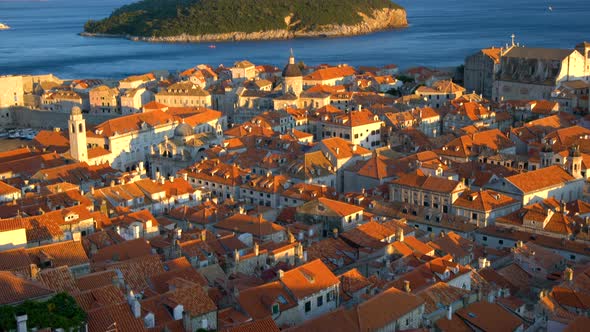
[0,0,588,79]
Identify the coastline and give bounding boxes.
[81,8,408,44]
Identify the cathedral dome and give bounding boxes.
[174,123,193,137]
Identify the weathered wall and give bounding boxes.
[0,107,117,129]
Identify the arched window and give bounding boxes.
[78,123,83,133]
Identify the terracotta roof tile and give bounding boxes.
[0,271,54,305]
[455,301,523,331]
[356,287,424,331]
[280,259,339,300]
[506,165,575,193]
[87,302,147,332]
[74,284,126,312]
[224,317,280,332]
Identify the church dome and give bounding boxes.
[174,123,193,137]
[283,63,302,78]
[71,106,82,115]
[282,50,302,78]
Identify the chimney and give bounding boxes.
[278,269,285,279]
[397,228,404,242]
[182,172,188,181]
[333,228,339,239]
[144,313,155,328]
[200,229,207,241]
[254,242,259,256]
[335,147,340,155]
[303,250,308,262]
[29,264,40,279]
[131,298,141,318]
[15,315,27,332]
[169,176,174,183]
[110,180,115,187]
[446,305,453,320]
[159,177,166,185]
[90,186,95,195]
[173,304,184,320]
[175,228,182,240]
[403,280,411,293]
[564,267,574,281]
[234,249,240,263]
[478,257,489,269]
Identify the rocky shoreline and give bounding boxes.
[81,8,407,43]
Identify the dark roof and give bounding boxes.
[504,47,574,61]
[283,63,302,78]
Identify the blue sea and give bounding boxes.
[0,0,588,79]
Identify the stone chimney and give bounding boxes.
[173,304,184,320]
[478,257,489,269]
[131,298,141,318]
[403,280,411,293]
[200,229,207,241]
[234,249,240,264]
[29,264,40,279]
[397,228,404,242]
[15,315,27,332]
[564,267,574,281]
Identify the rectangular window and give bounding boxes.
[317,295,323,307]
[305,301,311,313]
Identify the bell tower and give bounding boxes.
[68,106,88,162]
[282,49,303,97]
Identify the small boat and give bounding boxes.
[208,44,216,49]
[0,23,10,30]
[8,130,19,139]
[548,6,553,11]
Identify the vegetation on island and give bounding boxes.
[0,293,86,330]
[84,0,403,37]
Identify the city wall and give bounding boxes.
[0,107,117,129]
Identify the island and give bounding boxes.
[82,0,408,42]
[0,23,10,30]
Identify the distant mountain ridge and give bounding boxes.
[83,0,407,42]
